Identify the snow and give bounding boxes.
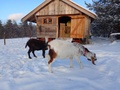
[0,37,120,90]
[110,33,120,36]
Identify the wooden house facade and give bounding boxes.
[21,0,97,43]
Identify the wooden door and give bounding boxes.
[70,15,85,38]
[60,23,70,38]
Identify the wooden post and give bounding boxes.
[85,35,90,44]
[4,32,6,45]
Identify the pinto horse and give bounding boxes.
[46,39,97,73]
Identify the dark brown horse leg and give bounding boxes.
[32,50,37,58]
[28,49,32,59]
[42,50,45,58]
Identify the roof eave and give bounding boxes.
[21,0,52,22]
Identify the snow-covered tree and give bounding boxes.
[86,0,120,37]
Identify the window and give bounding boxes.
[43,18,52,24]
[48,18,52,24]
[43,18,47,24]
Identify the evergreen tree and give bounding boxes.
[19,22,29,37]
[86,0,120,37]
[0,20,36,39]
[28,22,36,37]
[4,20,14,38]
[12,20,20,38]
[0,20,4,39]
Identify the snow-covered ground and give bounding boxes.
[0,37,120,90]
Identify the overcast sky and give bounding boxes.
[0,0,92,23]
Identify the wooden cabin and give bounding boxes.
[21,0,97,43]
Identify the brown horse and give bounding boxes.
[25,38,48,59]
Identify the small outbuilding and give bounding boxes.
[21,0,97,43]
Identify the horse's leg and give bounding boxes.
[75,56,83,69]
[48,57,54,73]
[70,57,73,68]
[28,49,32,59]
[48,62,53,73]
[32,50,37,58]
[42,50,45,58]
[48,49,57,73]
[46,54,53,73]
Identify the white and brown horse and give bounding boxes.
[47,39,97,73]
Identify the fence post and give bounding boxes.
[4,32,6,45]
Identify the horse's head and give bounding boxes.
[87,52,97,65]
[83,47,97,65]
